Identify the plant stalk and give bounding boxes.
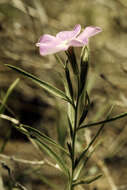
[69,76,80,190]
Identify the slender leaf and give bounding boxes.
[65,64,73,99]
[12,124,70,176]
[74,148,88,170]
[6,64,73,106]
[74,141,101,181]
[67,115,73,139]
[73,174,102,187]
[21,124,69,156]
[66,47,79,75]
[75,106,114,169]
[83,141,101,168]
[79,60,89,96]
[0,78,20,114]
[34,138,70,177]
[67,142,72,157]
[0,114,69,156]
[73,161,84,181]
[0,117,69,176]
[78,108,127,130]
[79,92,90,126]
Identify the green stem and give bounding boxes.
[69,106,78,190]
[69,76,80,190]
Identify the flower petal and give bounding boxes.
[77,26,102,43]
[70,40,83,47]
[69,39,87,47]
[56,24,81,41]
[36,34,57,46]
[38,40,69,56]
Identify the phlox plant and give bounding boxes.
[5,24,127,190]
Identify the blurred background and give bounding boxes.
[0,0,127,189]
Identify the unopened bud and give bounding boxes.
[79,46,89,96]
[81,46,89,63]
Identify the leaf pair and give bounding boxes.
[14,124,70,177]
[22,124,69,156]
[74,105,114,181]
[34,138,70,177]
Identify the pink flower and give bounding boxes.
[36,24,102,56]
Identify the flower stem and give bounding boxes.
[69,76,80,190]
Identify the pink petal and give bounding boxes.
[56,24,81,41]
[69,39,88,47]
[36,34,57,46]
[77,26,102,43]
[38,40,69,56]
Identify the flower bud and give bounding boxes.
[79,46,89,96]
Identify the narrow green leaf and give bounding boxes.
[73,161,84,181]
[83,141,101,168]
[79,105,89,125]
[79,61,88,96]
[79,92,90,126]
[6,64,73,106]
[67,115,73,139]
[86,91,90,105]
[21,124,69,156]
[78,105,124,130]
[14,124,29,136]
[75,106,114,169]
[67,142,72,157]
[66,47,79,75]
[74,141,101,181]
[12,124,70,176]
[74,147,87,170]
[73,174,102,187]
[34,138,70,177]
[65,64,73,99]
[0,78,20,114]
